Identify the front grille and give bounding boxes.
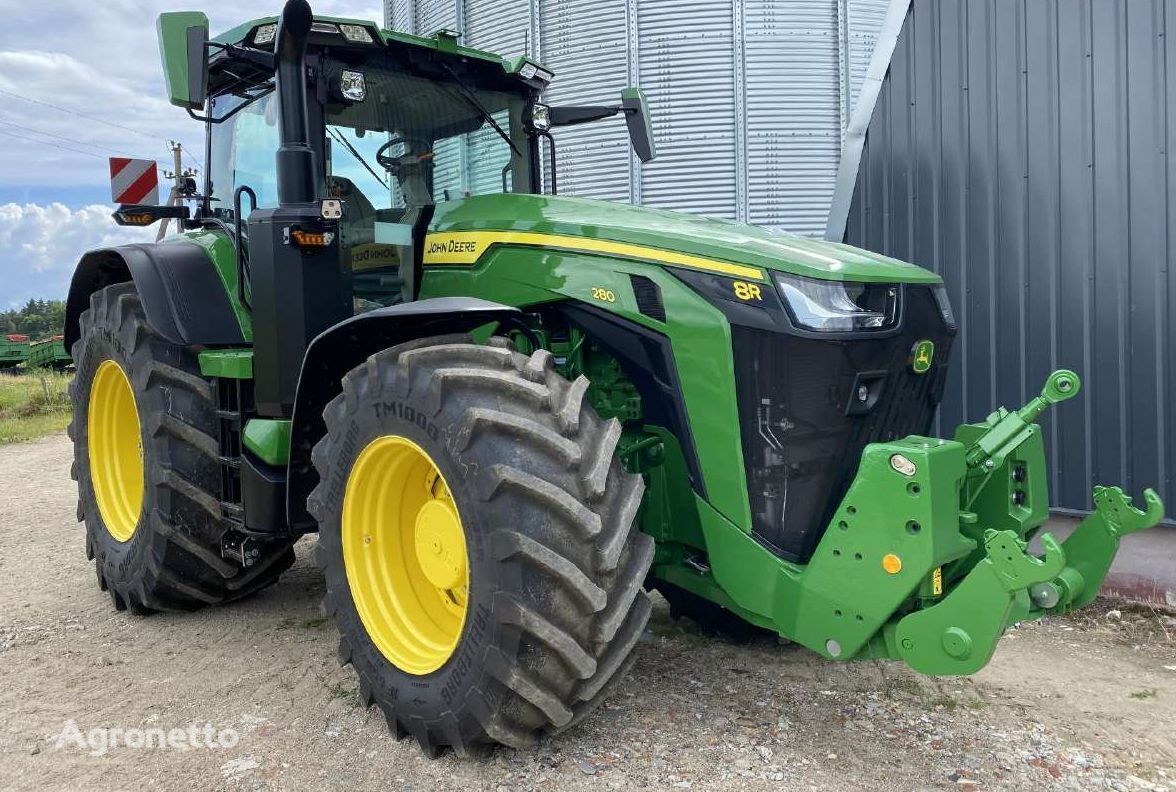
[732,285,953,563]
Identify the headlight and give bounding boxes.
[339,71,366,102]
[931,284,957,330]
[773,273,898,332]
[528,103,551,132]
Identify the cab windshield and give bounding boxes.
[208,56,533,307]
[323,61,530,301]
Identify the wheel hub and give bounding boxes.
[87,359,144,543]
[414,498,466,591]
[342,435,469,675]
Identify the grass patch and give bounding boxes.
[302,616,328,629]
[883,676,925,699]
[1129,689,1157,700]
[0,372,71,444]
[326,680,356,700]
[927,694,958,711]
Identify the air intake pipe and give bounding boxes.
[274,0,316,206]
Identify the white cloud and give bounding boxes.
[0,2,400,305]
[0,1,384,191]
[0,203,152,306]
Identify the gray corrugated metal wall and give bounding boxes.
[386,0,895,235]
[844,0,1175,520]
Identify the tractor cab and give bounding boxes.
[202,22,541,310]
[178,13,651,312]
[157,6,652,416]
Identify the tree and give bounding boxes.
[0,299,67,339]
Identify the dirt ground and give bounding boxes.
[1,434,1173,792]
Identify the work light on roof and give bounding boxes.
[253,24,277,45]
[516,61,553,85]
[339,24,374,44]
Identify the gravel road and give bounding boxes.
[1,434,1173,791]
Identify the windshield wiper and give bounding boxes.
[440,63,522,159]
[327,126,388,188]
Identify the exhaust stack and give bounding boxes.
[274,0,316,206]
[248,0,351,420]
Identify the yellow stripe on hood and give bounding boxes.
[423,230,766,281]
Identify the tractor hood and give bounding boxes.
[430,194,940,284]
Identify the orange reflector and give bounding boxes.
[290,229,334,248]
[882,553,903,575]
[119,213,154,226]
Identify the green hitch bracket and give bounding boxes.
[889,369,1164,675]
[893,529,1066,675]
[892,485,1163,675]
[964,370,1080,469]
[1043,485,1164,612]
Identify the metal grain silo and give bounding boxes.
[386,0,897,236]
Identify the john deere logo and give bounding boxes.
[911,340,934,374]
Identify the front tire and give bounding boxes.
[310,336,655,756]
[69,282,295,612]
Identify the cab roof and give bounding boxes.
[212,14,552,82]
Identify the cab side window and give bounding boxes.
[208,93,282,218]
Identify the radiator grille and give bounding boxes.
[732,285,952,562]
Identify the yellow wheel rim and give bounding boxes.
[342,435,469,675]
[87,359,144,543]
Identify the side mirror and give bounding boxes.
[158,11,210,110]
[621,87,656,163]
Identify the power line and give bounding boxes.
[179,144,203,172]
[0,118,155,161]
[0,87,177,146]
[0,126,108,159]
[1,88,208,181]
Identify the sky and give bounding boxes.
[0,0,381,308]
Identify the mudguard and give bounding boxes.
[63,242,245,352]
[286,297,520,532]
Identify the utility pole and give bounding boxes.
[157,141,197,241]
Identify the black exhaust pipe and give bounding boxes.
[274,0,316,206]
[248,0,350,419]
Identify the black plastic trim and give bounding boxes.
[241,451,289,536]
[556,302,706,497]
[64,242,246,351]
[286,297,521,532]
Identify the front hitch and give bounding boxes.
[693,369,1163,678]
[1039,484,1163,612]
[890,371,1165,675]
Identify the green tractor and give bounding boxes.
[65,0,1163,756]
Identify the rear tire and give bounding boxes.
[69,282,295,612]
[310,335,655,756]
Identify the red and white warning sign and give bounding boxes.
[109,157,159,205]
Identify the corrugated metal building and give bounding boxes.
[842,0,1175,521]
[386,0,893,235]
[384,0,1174,523]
